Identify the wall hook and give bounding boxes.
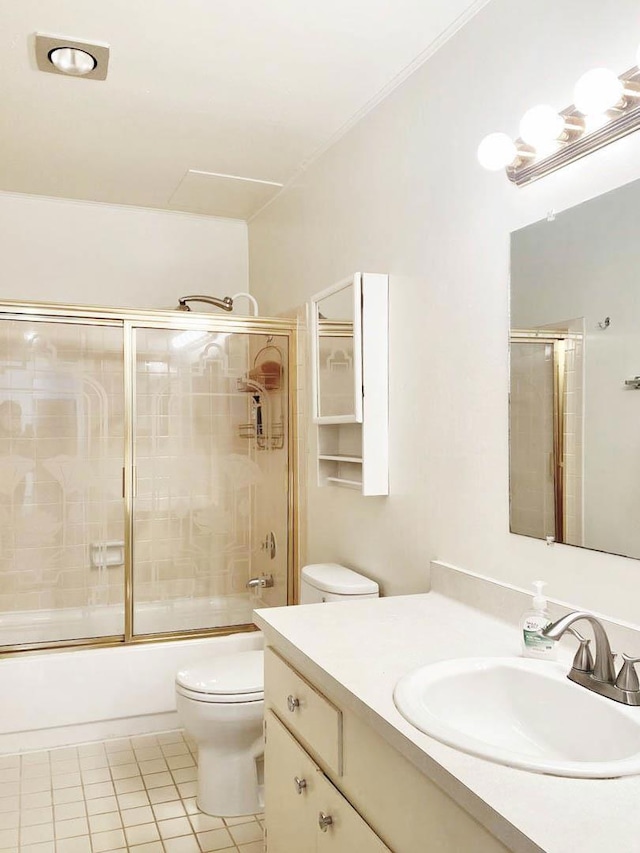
[597,317,610,330]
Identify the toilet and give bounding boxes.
[176,563,379,816]
[299,562,380,603]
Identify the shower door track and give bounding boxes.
[0,299,298,657]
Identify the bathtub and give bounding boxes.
[0,615,263,754]
[0,593,257,646]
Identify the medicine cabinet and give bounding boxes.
[310,273,388,496]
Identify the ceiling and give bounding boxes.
[0,1,484,220]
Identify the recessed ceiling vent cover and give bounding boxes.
[34,33,110,81]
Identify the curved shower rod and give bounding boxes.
[177,295,234,312]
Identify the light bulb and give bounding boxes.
[519,105,565,148]
[574,68,623,115]
[477,133,517,171]
[49,47,97,77]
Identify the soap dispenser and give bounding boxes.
[520,581,556,659]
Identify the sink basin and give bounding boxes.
[393,657,640,778]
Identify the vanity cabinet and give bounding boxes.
[265,710,390,852]
[310,272,388,495]
[264,648,510,853]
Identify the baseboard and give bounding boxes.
[0,711,180,754]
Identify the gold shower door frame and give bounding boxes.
[510,331,566,544]
[0,300,298,656]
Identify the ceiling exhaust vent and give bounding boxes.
[34,33,110,81]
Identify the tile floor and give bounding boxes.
[0,731,264,853]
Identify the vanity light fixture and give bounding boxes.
[478,49,640,185]
[34,33,110,81]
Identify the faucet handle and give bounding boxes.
[566,627,594,673]
[615,654,640,692]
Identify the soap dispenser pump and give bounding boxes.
[520,581,556,659]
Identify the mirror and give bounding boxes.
[510,177,640,560]
[311,276,362,423]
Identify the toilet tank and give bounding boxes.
[300,563,379,604]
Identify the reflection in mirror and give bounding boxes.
[510,177,640,560]
[316,284,357,419]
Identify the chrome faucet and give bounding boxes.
[247,574,274,590]
[543,611,640,706]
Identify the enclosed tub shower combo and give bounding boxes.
[0,299,296,654]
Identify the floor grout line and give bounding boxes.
[0,729,264,853]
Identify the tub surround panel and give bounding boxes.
[254,564,640,853]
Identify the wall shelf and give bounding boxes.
[325,477,362,488]
[318,454,363,463]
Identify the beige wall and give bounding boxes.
[248,0,640,621]
[0,192,248,309]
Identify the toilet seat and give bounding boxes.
[176,683,263,704]
[176,650,264,704]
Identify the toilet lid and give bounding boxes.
[176,650,264,696]
[302,563,379,595]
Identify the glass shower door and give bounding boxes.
[509,341,558,541]
[0,318,125,648]
[131,325,290,637]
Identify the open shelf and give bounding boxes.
[325,477,362,488]
[318,454,363,463]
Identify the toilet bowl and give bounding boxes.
[176,650,264,816]
[176,564,379,816]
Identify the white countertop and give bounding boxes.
[254,591,640,853]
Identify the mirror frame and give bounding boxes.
[310,273,363,424]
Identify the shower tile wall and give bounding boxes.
[510,335,584,548]
[0,318,294,644]
[0,321,125,631]
[293,307,308,585]
[247,334,290,609]
[133,330,256,627]
[132,328,291,631]
[509,343,556,539]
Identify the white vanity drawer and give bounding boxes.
[265,647,343,775]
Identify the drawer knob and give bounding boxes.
[287,694,300,712]
[294,776,307,795]
[318,812,333,832]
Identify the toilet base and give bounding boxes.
[197,743,264,817]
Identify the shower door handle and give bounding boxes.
[122,467,138,498]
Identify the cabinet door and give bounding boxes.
[316,772,391,853]
[265,711,319,853]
